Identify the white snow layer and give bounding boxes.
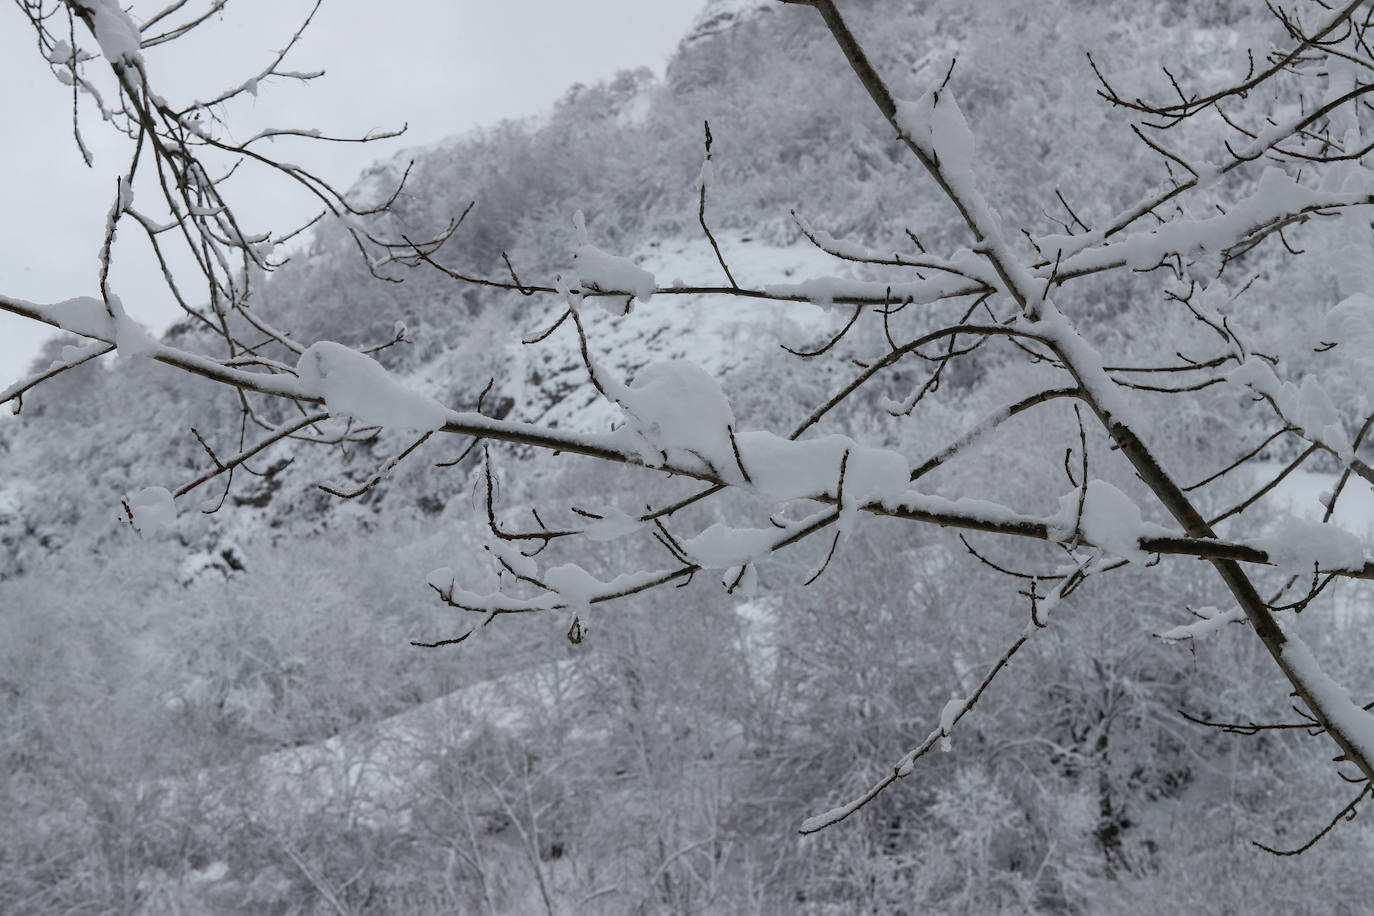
[542,563,608,608]
[1323,293,1374,406]
[570,209,655,307]
[126,485,175,534]
[1280,627,1374,771]
[574,244,657,303]
[681,523,780,568]
[1156,605,1247,642]
[1255,516,1368,572]
[895,88,976,180]
[72,0,143,67]
[296,341,448,433]
[606,359,737,470]
[938,696,964,753]
[733,431,910,508]
[582,507,644,542]
[1046,479,1170,560]
[109,294,157,356]
[1229,358,1350,461]
[42,295,117,339]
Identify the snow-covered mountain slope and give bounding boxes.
[13,4,1374,914]
[681,0,773,47]
[480,232,843,434]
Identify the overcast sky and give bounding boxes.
[1,0,707,389]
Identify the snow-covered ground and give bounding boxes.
[502,230,848,433]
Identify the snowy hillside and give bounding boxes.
[681,0,773,46]
[7,1,1374,914]
[494,232,842,432]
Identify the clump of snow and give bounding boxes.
[72,0,143,68]
[681,523,778,568]
[1156,605,1246,642]
[543,563,608,609]
[1046,479,1171,560]
[1256,516,1368,572]
[45,39,79,66]
[125,486,175,535]
[763,275,857,311]
[895,88,976,186]
[842,447,911,503]
[42,295,116,339]
[296,341,447,433]
[1129,167,1321,269]
[571,211,655,308]
[1230,359,1350,461]
[109,294,157,356]
[574,245,656,304]
[487,539,538,579]
[722,563,757,596]
[605,360,737,471]
[58,340,106,364]
[733,431,910,507]
[35,293,155,357]
[763,272,990,311]
[1323,293,1374,406]
[938,696,964,753]
[894,491,1038,531]
[583,507,644,542]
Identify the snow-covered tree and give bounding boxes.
[7,0,1374,857]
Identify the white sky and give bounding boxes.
[0,0,707,389]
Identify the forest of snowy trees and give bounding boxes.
[4,0,1374,912]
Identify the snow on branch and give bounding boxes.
[1155,605,1247,643]
[296,341,448,434]
[70,0,144,69]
